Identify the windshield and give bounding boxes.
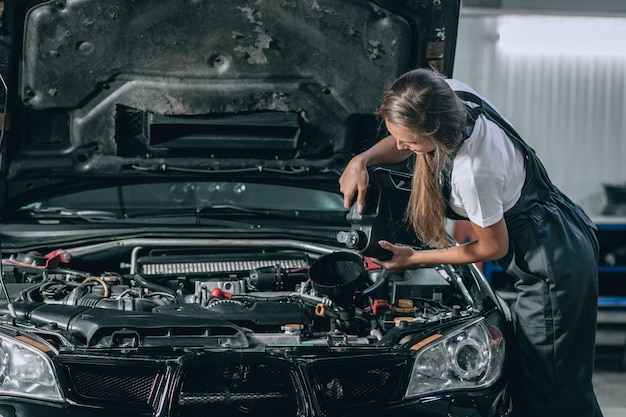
[20,181,346,218]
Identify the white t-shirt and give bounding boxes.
[445,79,526,228]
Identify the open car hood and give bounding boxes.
[0,0,460,209]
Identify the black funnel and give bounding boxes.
[309,252,365,307]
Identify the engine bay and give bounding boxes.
[1,240,479,348]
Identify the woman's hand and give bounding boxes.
[338,155,370,213]
[371,241,419,273]
[339,135,413,212]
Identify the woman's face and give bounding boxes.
[385,120,436,154]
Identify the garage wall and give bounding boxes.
[452,10,626,216]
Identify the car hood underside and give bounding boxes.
[12,0,458,171]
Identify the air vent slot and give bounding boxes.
[148,112,300,152]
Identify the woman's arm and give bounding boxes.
[375,218,510,272]
[339,135,412,211]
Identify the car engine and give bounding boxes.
[2,240,477,348]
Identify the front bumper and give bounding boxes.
[0,350,511,417]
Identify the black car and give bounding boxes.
[0,1,512,416]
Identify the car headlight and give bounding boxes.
[0,333,63,401]
[405,317,505,398]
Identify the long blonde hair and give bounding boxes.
[378,69,466,248]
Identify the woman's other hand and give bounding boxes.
[339,155,370,213]
[371,240,418,273]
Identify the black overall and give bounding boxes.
[451,91,603,417]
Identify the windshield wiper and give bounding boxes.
[17,207,120,222]
[126,205,306,220]
[198,204,299,217]
[198,204,347,222]
[125,205,346,223]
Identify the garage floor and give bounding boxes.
[594,352,626,416]
[594,309,626,416]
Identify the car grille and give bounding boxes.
[309,357,409,414]
[66,363,163,406]
[62,355,409,416]
[174,358,305,417]
[174,356,408,417]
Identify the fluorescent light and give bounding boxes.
[498,15,626,56]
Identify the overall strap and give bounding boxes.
[462,103,482,140]
[455,90,523,142]
[442,101,482,220]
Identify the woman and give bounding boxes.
[339,68,603,417]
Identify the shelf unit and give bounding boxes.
[590,217,626,369]
[593,217,626,306]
